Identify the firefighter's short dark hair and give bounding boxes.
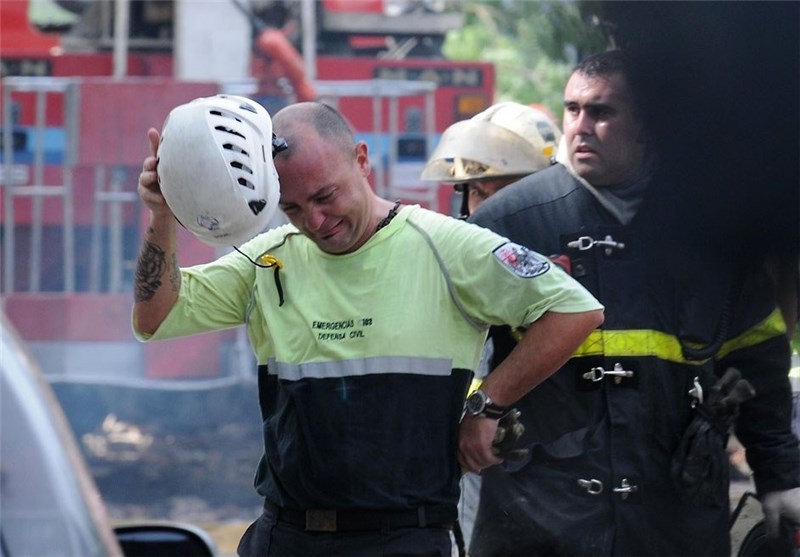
[572,50,643,119]
[573,49,630,79]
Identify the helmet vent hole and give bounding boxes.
[223,143,249,156]
[209,109,243,123]
[238,102,258,114]
[248,199,267,215]
[230,160,254,175]
[214,125,246,140]
[237,177,255,190]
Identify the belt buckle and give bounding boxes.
[305,509,337,532]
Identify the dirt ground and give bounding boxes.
[88,413,263,556]
[53,382,265,555]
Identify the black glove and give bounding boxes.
[491,409,528,461]
[671,367,755,507]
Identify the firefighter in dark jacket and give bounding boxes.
[467,50,800,556]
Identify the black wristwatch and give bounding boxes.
[465,389,507,419]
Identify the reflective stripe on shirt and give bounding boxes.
[269,355,454,381]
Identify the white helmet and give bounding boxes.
[420,101,561,184]
[157,94,282,247]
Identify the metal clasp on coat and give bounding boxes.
[583,363,634,384]
[567,235,626,255]
[577,478,604,495]
[688,376,704,406]
[612,478,639,500]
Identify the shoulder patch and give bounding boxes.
[493,242,550,278]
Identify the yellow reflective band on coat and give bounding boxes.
[716,308,787,360]
[571,309,786,365]
[573,329,701,364]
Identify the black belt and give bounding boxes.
[266,502,457,532]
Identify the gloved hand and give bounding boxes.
[671,367,756,506]
[491,409,528,461]
[761,487,800,538]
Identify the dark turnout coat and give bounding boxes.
[468,163,799,556]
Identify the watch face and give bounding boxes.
[466,391,486,415]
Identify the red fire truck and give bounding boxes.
[1,0,495,381]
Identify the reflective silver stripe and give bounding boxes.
[269,356,454,380]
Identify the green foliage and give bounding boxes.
[443,0,607,120]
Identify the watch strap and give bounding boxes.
[468,389,508,419]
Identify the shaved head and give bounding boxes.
[273,102,356,162]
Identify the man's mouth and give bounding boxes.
[319,221,342,240]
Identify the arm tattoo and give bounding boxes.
[135,240,168,302]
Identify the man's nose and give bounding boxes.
[573,110,594,136]
[304,208,326,231]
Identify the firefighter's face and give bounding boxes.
[563,71,645,186]
[464,178,508,214]
[276,134,374,255]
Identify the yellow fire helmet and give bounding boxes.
[420,101,562,184]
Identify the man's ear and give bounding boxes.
[355,141,371,176]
